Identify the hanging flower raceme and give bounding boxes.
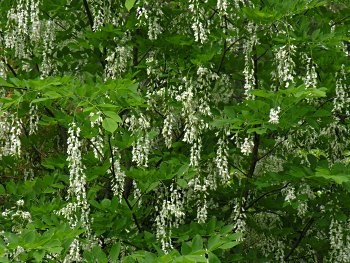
[57,122,94,263]
[215,136,230,183]
[29,104,39,135]
[268,106,281,124]
[127,114,152,167]
[243,22,258,99]
[271,44,296,89]
[109,147,126,203]
[241,137,253,156]
[155,184,185,253]
[89,112,104,161]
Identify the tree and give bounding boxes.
[0,0,350,262]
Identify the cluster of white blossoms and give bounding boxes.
[188,175,212,223]
[126,114,151,167]
[196,66,217,117]
[109,147,126,203]
[0,60,6,79]
[0,114,23,158]
[189,0,210,43]
[296,183,316,217]
[260,235,285,262]
[231,198,246,241]
[29,104,39,135]
[162,111,177,148]
[281,184,296,203]
[302,53,318,89]
[272,44,296,89]
[89,112,104,161]
[215,136,230,183]
[5,0,41,72]
[268,106,281,124]
[240,137,254,155]
[217,0,228,15]
[89,0,112,31]
[41,20,56,78]
[0,112,22,157]
[105,37,132,80]
[333,64,349,119]
[243,22,258,99]
[329,219,350,262]
[58,122,93,263]
[2,199,32,234]
[178,68,217,167]
[136,1,163,40]
[155,184,185,253]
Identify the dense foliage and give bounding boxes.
[0,0,350,262]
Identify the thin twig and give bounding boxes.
[284,217,315,261]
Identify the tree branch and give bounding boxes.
[284,217,315,261]
[245,182,290,210]
[82,0,94,31]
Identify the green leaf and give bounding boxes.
[218,241,239,250]
[109,242,121,262]
[125,0,136,11]
[102,118,118,133]
[103,111,122,123]
[208,235,223,251]
[101,199,111,209]
[191,235,203,252]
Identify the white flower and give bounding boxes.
[16,199,24,206]
[268,107,281,124]
[241,137,254,155]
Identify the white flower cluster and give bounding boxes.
[329,219,350,262]
[333,64,349,118]
[188,176,212,223]
[133,180,142,206]
[90,112,104,161]
[162,111,177,149]
[0,114,23,158]
[30,0,40,42]
[302,53,318,89]
[231,198,246,241]
[41,20,56,78]
[59,122,92,262]
[240,137,253,155]
[9,116,23,157]
[0,60,7,79]
[127,114,152,167]
[243,22,258,99]
[272,44,296,89]
[282,184,296,203]
[155,184,185,253]
[268,106,281,124]
[146,52,159,76]
[132,135,150,167]
[109,147,125,203]
[5,2,29,59]
[196,66,217,117]
[215,137,230,183]
[89,0,112,31]
[136,1,163,40]
[190,137,202,167]
[4,0,40,71]
[177,69,217,167]
[217,0,228,15]
[2,199,32,234]
[105,43,132,80]
[29,104,39,135]
[189,0,210,43]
